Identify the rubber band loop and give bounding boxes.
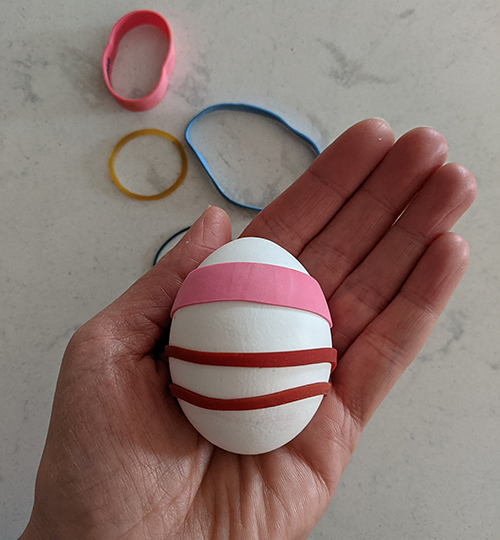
[170,382,330,411]
[109,129,188,201]
[185,103,321,211]
[102,10,175,111]
[153,226,190,266]
[166,345,337,372]
[171,262,332,327]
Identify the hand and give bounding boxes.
[20,119,476,540]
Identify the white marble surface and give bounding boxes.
[1,0,499,538]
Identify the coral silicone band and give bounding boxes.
[171,262,333,327]
[109,129,188,201]
[166,346,337,372]
[170,382,331,411]
[102,10,175,111]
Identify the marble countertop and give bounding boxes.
[1,0,499,538]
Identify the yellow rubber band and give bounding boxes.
[109,129,188,201]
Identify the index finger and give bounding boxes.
[241,118,395,255]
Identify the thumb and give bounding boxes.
[83,206,232,358]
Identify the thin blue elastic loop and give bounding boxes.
[153,226,190,266]
[184,103,321,212]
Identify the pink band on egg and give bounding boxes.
[171,262,333,327]
[102,10,175,111]
[166,345,337,372]
[170,382,331,411]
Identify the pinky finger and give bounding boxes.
[330,233,470,429]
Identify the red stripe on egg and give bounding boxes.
[170,382,331,411]
[166,345,337,372]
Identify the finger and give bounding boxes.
[331,233,470,428]
[299,128,448,297]
[81,206,232,357]
[330,163,477,356]
[242,118,395,255]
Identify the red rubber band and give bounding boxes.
[171,262,333,327]
[102,10,175,111]
[170,382,331,411]
[166,345,337,372]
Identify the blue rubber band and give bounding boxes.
[184,103,321,212]
[153,226,190,266]
[154,104,320,267]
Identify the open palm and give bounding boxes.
[21,119,476,540]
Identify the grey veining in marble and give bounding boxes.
[1,0,499,538]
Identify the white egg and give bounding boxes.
[168,237,333,455]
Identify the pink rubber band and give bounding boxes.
[102,10,175,111]
[171,262,332,327]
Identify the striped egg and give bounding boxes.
[168,237,335,455]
